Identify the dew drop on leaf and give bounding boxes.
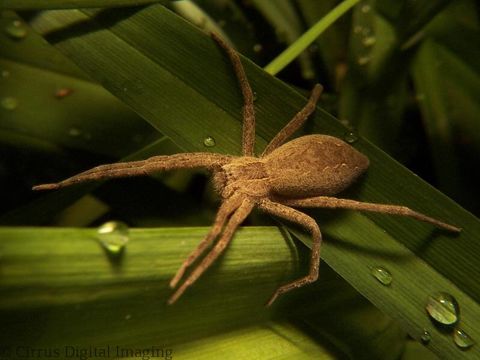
[96,221,130,254]
[453,328,475,350]
[203,136,216,147]
[421,330,431,345]
[425,292,459,325]
[370,266,392,286]
[344,131,358,144]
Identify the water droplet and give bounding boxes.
[357,56,370,66]
[1,96,18,110]
[425,292,459,325]
[361,4,371,13]
[253,43,262,53]
[125,314,132,320]
[55,88,73,99]
[5,20,28,39]
[96,221,130,254]
[344,131,358,144]
[362,36,376,47]
[370,266,392,285]
[253,91,258,102]
[1,70,10,78]
[453,328,475,349]
[421,330,431,345]
[203,136,216,147]
[68,127,81,137]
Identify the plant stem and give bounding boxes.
[264,0,361,75]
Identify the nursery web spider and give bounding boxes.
[33,33,461,306]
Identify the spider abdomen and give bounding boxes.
[264,135,369,198]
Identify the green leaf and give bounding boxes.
[0,0,166,10]
[1,11,86,77]
[263,0,360,76]
[375,0,452,44]
[0,10,161,224]
[4,4,479,358]
[339,0,454,154]
[339,1,408,154]
[0,226,293,344]
[296,291,407,360]
[0,226,405,358]
[176,321,338,359]
[289,211,479,359]
[0,11,157,157]
[0,57,155,157]
[295,0,351,86]
[183,0,261,62]
[411,1,480,213]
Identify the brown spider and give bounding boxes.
[33,33,461,306]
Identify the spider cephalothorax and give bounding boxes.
[34,33,460,306]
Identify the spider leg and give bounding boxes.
[211,33,256,157]
[168,198,254,304]
[282,196,461,232]
[261,84,323,157]
[169,193,244,289]
[258,199,322,307]
[32,153,232,191]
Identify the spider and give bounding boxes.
[33,33,461,306]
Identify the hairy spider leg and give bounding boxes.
[211,33,256,157]
[261,84,323,157]
[169,193,244,288]
[281,196,461,232]
[32,153,232,190]
[168,198,255,304]
[258,199,322,306]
